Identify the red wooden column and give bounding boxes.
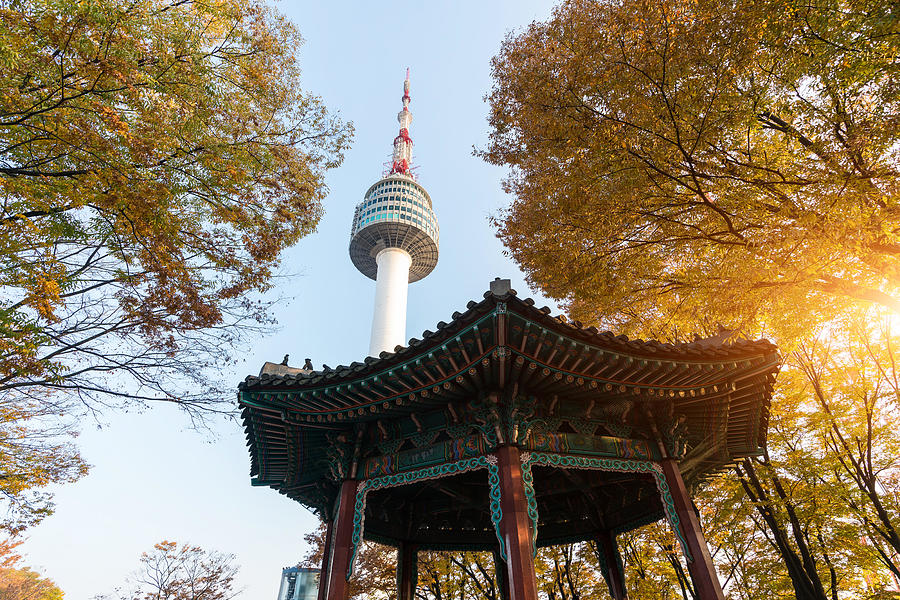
[660,458,725,600]
[495,445,539,600]
[596,530,627,600]
[325,479,358,600]
[397,541,418,600]
[316,519,335,600]
[492,549,510,600]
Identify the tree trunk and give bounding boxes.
[736,459,829,600]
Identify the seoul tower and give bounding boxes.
[349,70,439,357]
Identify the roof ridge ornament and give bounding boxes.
[489,277,512,296]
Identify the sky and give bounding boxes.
[18,1,565,598]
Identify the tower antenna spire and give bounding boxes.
[390,68,414,177]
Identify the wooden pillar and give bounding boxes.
[596,530,627,600]
[316,519,334,600]
[660,458,725,600]
[397,541,418,600]
[492,548,510,600]
[325,479,358,600]
[495,445,539,600]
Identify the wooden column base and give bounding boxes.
[660,458,724,600]
[496,445,539,600]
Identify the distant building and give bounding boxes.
[277,566,319,600]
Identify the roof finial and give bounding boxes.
[490,278,512,296]
[390,69,414,176]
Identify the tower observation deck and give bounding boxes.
[349,70,439,357]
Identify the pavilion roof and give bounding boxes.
[239,284,780,517]
[240,287,777,394]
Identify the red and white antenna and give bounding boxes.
[389,68,414,177]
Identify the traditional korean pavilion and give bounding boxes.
[239,279,780,600]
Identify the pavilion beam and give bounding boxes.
[596,530,628,600]
[660,458,725,600]
[325,479,358,600]
[397,541,418,600]
[496,445,539,600]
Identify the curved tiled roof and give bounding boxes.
[240,287,776,394]
[239,283,780,546]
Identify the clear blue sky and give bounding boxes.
[19,1,563,598]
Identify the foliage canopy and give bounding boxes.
[0,566,64,600]
[0,0,350,534]
[482,0,900,596]
[0,539,63,600]
[482,0,900,339]
[0,0,351,411]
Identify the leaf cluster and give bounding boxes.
[0,0,351,409]
[0,0,351,534]
[483,0,900,595]
[482,0,900,342]
[0,564,63,600]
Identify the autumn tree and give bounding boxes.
[0,401,87,534]
[726,312,900,598]
[0,566,63,600]
[0,0,351,411]
[0,0,350,532]
[102,541,240,600]
[483,0,900,596]
[0,538,63,600]
[482,0,900,338]
[417,550,500,600]
[793,316,900,581]
[534,543,608,600]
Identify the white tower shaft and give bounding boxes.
[369,247,413,356]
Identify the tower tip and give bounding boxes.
[392,69,414,176]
